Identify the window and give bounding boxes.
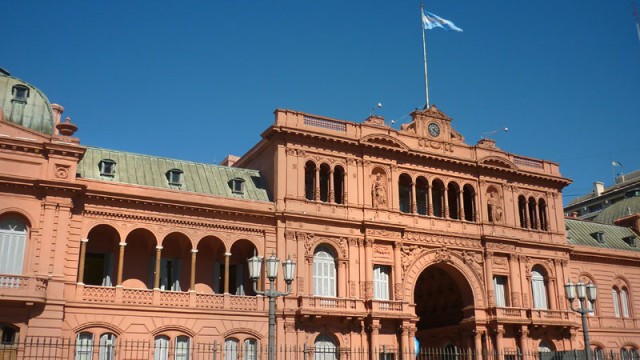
[230,178,245,194]
[98,333,116,360]
[333,166,345,204]
[621,288,631,318]
[154,336,170,360]
[431,180,445,218]
[613,288,621,317]
[243,339,257,360]
[76,332,94,360]
[463,185,476,222]
[314,333,337,360]
[98,159,116,177]
[447,182,460,219]
[624,236,637,247]
[531,268,548,310]
[313,246,336,297]
[493,276,508,307]
[84,252,114,287]
[224,338,239,360]
[166,169,184,187]
[175,336,190,360]
[416,177,429,216]
[592,231,605,244]
[305,161,316,201]
[398,174,412,214]
[0,325,17,345]
[613,286,631,318]
[594,348,604,360]
[0,216,27,276]
[160,258,181,291]
[518,196,527,228]
[11,85,29,103]
[319,164,331,202]
[373,265,390,301]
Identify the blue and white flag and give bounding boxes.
[422,10,463,32]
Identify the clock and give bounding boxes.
[428,122,440,137]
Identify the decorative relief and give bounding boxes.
[297,277,305,295]
[365,281,373,299]
[360,282,367,298]
[349,281,357,297]
[284,230,296,242]
[511,291,521,307]
[394,283,404,300]
[55,165,69,179]
[285,147,297,156]
[366,228,401,239]
[371,172,387,208]
[284,322,296,332]
[434,248,452,263]
[338,237,347,258]
[493,257,508,267]
[486,242,516,252]
[348,237,361,247]
[373,244,391,257]
[462,251,484,276]
[400,244,424,275]
[405,232,481,248]
[486,188,504,223]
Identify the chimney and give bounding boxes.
[51,104,64,135]
[594,182,604,196]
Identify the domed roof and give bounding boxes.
[0,69,54,134]
[593,191,640,224]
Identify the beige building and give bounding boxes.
[1,70,639,359]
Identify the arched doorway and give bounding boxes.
[413,264,476,349]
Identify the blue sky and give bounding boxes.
[3,1,639,205]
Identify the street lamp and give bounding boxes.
[248,253,296,360]
[564,279,597,360]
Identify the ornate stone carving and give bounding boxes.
[297,277,305,294]
[493,257,508,267]
[371,173,387,208]
[348,237,360,247]
[434,248,452,263]
[486,242,516,252]
[284,321,296,332]
[373,244,390,256]
[365,281,373,299]
[511,291,521,307]
[285,147,297,156]
[55,165,69,179]
[486,188,503,223]
[366,228,401,239]
[405,232,481,248]
[338,237,347,258]
[350,281,357,297]
[394,283,404,300]
[462,250,484,276]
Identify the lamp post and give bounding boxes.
[248,253,296,360]
[564,279,597,360]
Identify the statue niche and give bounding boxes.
[486,187,503,223]
[371,171,387,208]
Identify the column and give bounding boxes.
[154,246,163,289]
[370,321,381,357]
[364,238,373,299]
[458,190,465,220]
[532,201,540,229]
[314,167,320,201]
[393,242,403,300]
[308,257,313,296]
[77,239,89,284]
[329,169,335,203]
[485,251,495,306]
[519,256,530,308]
[443,187,449,219]
[508,254,520,307]
[190,249,198,291]
[116,242,126,286]
[400,324,409,360]
[474,330,483,360]
[224,252,231,294]
[519,326,530,357]
[411,182,417,214]
[495,326,504,360]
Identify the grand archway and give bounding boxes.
[413,263,476,349]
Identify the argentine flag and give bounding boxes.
[422,10,463,32]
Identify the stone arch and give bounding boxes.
[151,325,197,338]
[0,208,35,228]
[73,322,124,336]
[404,249,485,308]
[221,328,265,341]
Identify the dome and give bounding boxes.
[593,192,640,224]
[0,69,55,135]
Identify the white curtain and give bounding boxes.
[0,217,27,275]
[76,333,94,360]
[531,269,548,310]
[613,288,621,318]
[175,336,190,360]
[373,265,390,300]
[98,333,116,360]
[621,288,630,318]
[493,276,507,307]
[314,334,337,360]
[154,336,169,360]
[313,248,336,297]
[243,339,257,360]
[225,339,238,360]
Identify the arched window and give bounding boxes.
[398,174,412,214]
[538,340,554,359]
[0,216,27,276]
[305,161,317,201]
[314,333,338,360]
[319,164,331,202]
[431,180,445,218]
[416,177,429,216]
[174,336,190,360]
[313,246,336,297]
[448,182,460,219]
[594,347,604,360]
[528,197,538,229]
[76,332,94,360]
[613,287,621,317]
[224,338,239,360]
[154,335,170,360]
[621,288,631,318]
[613,286,632,318]
[463,185,476,222]
[531,267,548,310]
[99,333,116,360]
[518,196,527,228]
[243,339,258,360]
[333,166,345,204]
[538,199,548,231]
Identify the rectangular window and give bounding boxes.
[373,265,390,300]
[493,275,508,307]
[160,258,181,291]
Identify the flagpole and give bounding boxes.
[420,4,430,109]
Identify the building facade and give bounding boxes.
[1,71,640,359]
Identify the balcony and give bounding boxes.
[367,299,406,318]
[297,296,367,319]
[527,308,572,326]
[75,284,267,312]
[0,274,48,303]
[487,307,528,324]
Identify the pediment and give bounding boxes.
[360,134,409,151]
[479,156,518,170]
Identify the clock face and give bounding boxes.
[428,122,440,137]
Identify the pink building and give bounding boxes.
[1,70,639,359]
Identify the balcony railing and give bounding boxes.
[0,274,48,303]
[77,284,265,311]
[528,308,571,323]
[297,296,366,317]
[368,300,404,313]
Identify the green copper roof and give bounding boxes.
[593,195,640,224]
[566,219,639,252]
[0,71,54,134]
[78,147,271,202]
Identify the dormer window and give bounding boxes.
[229,178,245,194]
[12,85,29,103]
[592,231,605,244]
[624,236,637,247]
[166,169,183,187]
[98,159,116,177]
